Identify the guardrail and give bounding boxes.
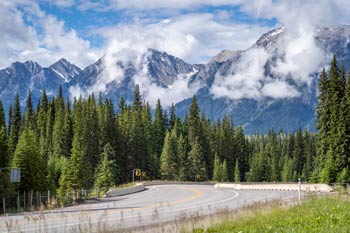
[141,181,215,186]
[214,183,334,192]
[105,183,145,197]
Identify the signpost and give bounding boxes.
[0,167,21,183]
[132,168,141,183]
[10,168,21,183]
[0,167,20,214]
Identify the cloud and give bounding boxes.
[210,48,269,100]
[0,1,39,68]
[0,0,100,68]
[96,13,271,64]
[109,0,239,10]
[74,13,271,106]
[211,0,350,101]
[71,0,242,12]
[261,81,299,99]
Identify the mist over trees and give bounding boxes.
[0,56,349,202]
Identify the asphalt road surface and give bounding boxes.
[0,185,301,232]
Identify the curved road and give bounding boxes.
[0,185,300,232]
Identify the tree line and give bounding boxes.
[0,56,349,203]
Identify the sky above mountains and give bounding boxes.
[1,0,350,70]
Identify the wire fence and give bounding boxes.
[328,183,350,195]
[0,189,103,215]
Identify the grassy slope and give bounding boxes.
[199,196,350,233]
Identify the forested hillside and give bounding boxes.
[0,56,349,203]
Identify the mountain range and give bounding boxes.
[1,25,350,134]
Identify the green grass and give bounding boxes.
[198,195,350,233]
[111,182,138,189]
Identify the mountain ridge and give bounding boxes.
[1,25,350,133]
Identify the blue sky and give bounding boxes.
[1,0,348,70]
[39,2,278,48]
[0,0,283,68]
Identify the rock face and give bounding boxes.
[1,25,350,133]
[0,59,78,113]
[177,25,350,133]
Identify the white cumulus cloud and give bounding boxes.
[210,0,350,101]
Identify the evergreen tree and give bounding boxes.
[8,93,21,157]
[188,138,207,181]
[0,126,8,168]
[177,133,189,181]
[0,100,7,168]
[0,100,5,131]
[221,159,228,182]
[213,154,221,181]
[235,126,249,181]
[160,130,179,180]
[169,103,176,129]
[234,159,240,183]
[12,129,45,191]
[153,99,166,159]
[94,143,118,194]
[24,91,36,130]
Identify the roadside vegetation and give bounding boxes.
[192,195,350,233]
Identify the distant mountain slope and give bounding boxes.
[0,59,80,113]
[176,25,350,133]
[1,25,350,133]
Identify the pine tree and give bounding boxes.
[0,100,7,167]
[213,154,221,181]
[188,95,201,144]
[177,133,189,181]
[94,143,118,194]
[160,130,179,180]
[0,126,7,168]
[12,128,45,191]
[235,126,249,181]
[0,100,5,131]
[169,103,176,129]
[7,106,12,136]
[8,93,21,157]
[188,138,207,181]
[221,159,228,182]
[153,99,166,159]
[234,159,240,183]
[24,91,36,130]
[58,98,85,198]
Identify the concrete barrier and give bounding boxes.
[105,183,145,197]
[214,183,333,192]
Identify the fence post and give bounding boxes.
[36,191,39,210]
[17,192,20,213]
[2,197,5,214]
[39,192,41,208]
[30,190,33,209]
[48,190,50,208]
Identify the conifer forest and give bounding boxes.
[0,57,349,205]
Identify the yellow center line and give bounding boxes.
[0,186,203,228]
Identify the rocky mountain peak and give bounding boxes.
[207,49,238,64]
[49,58,82,82]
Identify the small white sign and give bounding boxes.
[10,168,20,183]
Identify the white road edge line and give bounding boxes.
[14,189,239,232]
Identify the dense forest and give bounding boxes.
[0,56,349,203]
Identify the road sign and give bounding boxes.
[10,168,20,183]
[141,172,146,177]
[135,169,141,177]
